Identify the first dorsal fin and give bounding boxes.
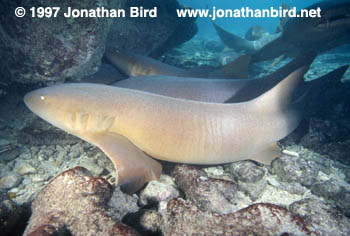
[209,54,251,79]
[251,66,309,112]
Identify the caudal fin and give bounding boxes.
[212,21,256,53]
[229,52,315,103]
[275,3,291,33]
[252,66,309,112]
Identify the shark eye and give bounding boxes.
[40,96,46,101]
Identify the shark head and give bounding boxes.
[282,1,350,45]
[24,83,117,135]
[24,85,75,132]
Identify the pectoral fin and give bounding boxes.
[87,132,162,193]
[251,143,281,165]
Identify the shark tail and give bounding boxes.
[275,3,291,33]
[211,21,256,53]
[251,66,309,112]
[248,67,309,165]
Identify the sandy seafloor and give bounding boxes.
[1,35,350,234]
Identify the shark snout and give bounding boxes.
[23,88,49,115]
[23,91,36,110]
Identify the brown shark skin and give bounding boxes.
[104,48,251,79]
[23,67,307,193]
[113,52,317,103]
[104,48,185,77]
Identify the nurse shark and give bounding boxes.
[212,1,350,62]
[24,67,308,193]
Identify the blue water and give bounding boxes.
[179,0,321,37]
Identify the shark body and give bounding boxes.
[113,52,317,103]
[113,65,348,105]
[213,1,350,62]
[24,67,308,193]
[104,48,251,79]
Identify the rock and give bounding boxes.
[78,158,104,176]
[0,89,6,98]
[0,140,10,146]
[311,178,346,199]
[310,178,350,216]
[69,142,84,159]
[158,198,318,235]
[0,146,21,162]
[225,160,265,183]
[203,40,224,53]
[237,179,268,201]
[139,176,179,206]
[0,173,22,189]
[173,164,237,214]
[336,190,350,217]
[23,167,140,236]
[139,209,162,233]
[18,119,80,146]
[13,160,37,175]
[267,176,308,195]
[107,0,197,57]
[0,141,22,162]
[223,161,267,200]
[290,198,350,236]
[300,118,350,163]
[0,0,122,84]
[272,156,320,186]
[0,191,23,236]
[107,187,139,221]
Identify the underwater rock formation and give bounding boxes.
[0,191,23,236]
[23,167,139,236]
[225,161,267,201]
[0,0,123,84]
[173,164,237,214]
[106,0,197,58]
[272,155,323,187]
[0,0,196,85]
[290,198,350,236]
[158,198,318,235]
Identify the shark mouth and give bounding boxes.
[317,13,350,29]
